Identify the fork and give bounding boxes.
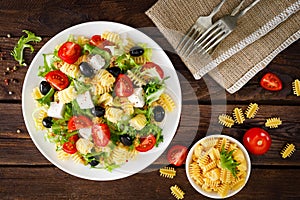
[187,0,260,57]
[176,0,227,57]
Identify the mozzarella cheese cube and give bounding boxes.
[78,127,92,140]
[88,54,106,72]
[128,88,145,108]
[47,102,65,119]
[76,91,94,109]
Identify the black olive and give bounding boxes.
[42,117,53,128]
[153,106,165,122]
[39,81,52,95]
[107,67,121,77]
[79,62,94,77]
[120,134,133,146]
[88,157,100,167]
[91,106,105,117]
[129,46,144,57]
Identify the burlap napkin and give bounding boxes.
[146,0,300,93]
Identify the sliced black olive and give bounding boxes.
[42,117,53,128]
[107,67,121,77]
[79,62,94,77]
[88,157,100,167]
[129,46,144,57]
[39,81,52,95]
[91,106,105,117]
[153,106,165,122]
[120,134,133,146]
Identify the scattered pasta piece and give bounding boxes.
[157,93,175,112]
[232,108,245,124]
[281,143,296,158]
[292,79,300,96]
[170,185,185,200]
[159,167,176,179]
[245,103,259,119]
[265,117,282,128]
[218,114,235,128]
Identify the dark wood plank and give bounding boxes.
[0,37,299,102]
[0,167,299,199]
[1,103,299,166]
[0,0,157,36]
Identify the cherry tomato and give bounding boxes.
[68,134,79,143]
[62,141,77,154]
[167,145,188,166]
[89,35,113,50]
[135,134,156,152]
[67,115,93,132]
[142,62,164,79]
[45,70,69,91]
[114,74,134,97]
[92,123,111,147]
[243,127,272,155]
[260,72,282,91]
[58,41,81,64]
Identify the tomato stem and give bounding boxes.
[257,140,263,146]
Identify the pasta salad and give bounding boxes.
[31,31,176,171]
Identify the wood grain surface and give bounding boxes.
[0,0,299,199]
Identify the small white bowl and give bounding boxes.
[186,135,251,199]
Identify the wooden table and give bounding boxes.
[0,1,299,199]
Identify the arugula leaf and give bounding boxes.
[143,79,165,105]
[115,54,138,72]
[220,145,240,177]
[73,79,91,94]
[38,54,56,77]
[36,87,55,106]
[11,30,42,66]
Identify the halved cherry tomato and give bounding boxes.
[114,74,134,97]
[45,70,69,91]
[167,145,188,166]
[58,41,81,64]
[243,127,272,155]
[92,123,111,147]
[135,134,156,152]
[142,62,164,79]
[67,115,93,132]
[62,141,77,154]
[89,35,113,51]
[68,134,79,143]
[260,72,282,91]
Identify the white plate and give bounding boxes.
[22,21,182,181]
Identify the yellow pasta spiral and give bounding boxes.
[129,114,147,130]
[101,31,121,44]
[57,86,77,104]
[157,93,175,112]
[59,62,80,78]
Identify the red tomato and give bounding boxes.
[260,72,282,91]
[62,141,77,154]
[67,115,93,132]
[135,134,156,152]
[243,127,272,155]
[58,41,81,64]
[167,145,188,166]
[45,70,69,91]
[92,123,111,147]
[68,134,79,143]
[114,74,134,97]
[142,62,164,79]
[89,35,113,50]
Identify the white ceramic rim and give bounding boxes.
[22,21,182,181]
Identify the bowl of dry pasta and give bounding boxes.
[186,135,251,199]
